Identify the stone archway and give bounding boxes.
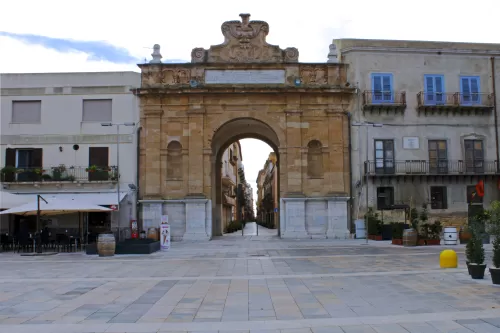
[136,13,355,241]
[211,117,280,236]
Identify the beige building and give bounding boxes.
[220,141,242,229]
[334,39,500,227]
[256,152,279,228]
[0,72,141,240]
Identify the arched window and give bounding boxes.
[167,141,183,179]
[307,140,323,178]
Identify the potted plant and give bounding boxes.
[426,221,442,245]
[366,208,382,240]
[391,222,404,245]
[86,165,98,173]
[51,164,66,181]
[467,222,486,279]
[487,201,500,284]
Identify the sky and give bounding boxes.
[1,0,499,212]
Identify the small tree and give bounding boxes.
[487,201,500,268]
[468,220,485,265]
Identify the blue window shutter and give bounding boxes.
[372,75,382,102]
[371,73,393,103]
[460,76,481,104]
[424,75,444,105]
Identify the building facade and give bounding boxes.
[335,39,500,227]
[0,72,141,240]
[220,141,243,231]
[256,152,279,228]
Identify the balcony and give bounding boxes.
[417,92,494,115]
[364,160,499,182]
[362,91,406,113]
[0,165,119,184]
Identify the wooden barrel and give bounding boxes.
[444,227,458,245]
[147,227,158,241]
[403,229,417,247]
[97,233,116,257]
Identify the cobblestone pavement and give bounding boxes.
[0,223,499,333]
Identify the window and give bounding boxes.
[12,101,41,124]
[371,73,393,103]
[424,75,445,105]
[307,140,324,178]
[467,185,484,204]
[4,148,43,182]
[464,139,484,173]
[428,140,448,174]
[430,186,448,209]
[374,140,394,174]
[82,99,112,122]
[460,76,480,105]
[377,187,394,210]
[88,147,109,181]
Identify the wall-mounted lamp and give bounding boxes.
[59,146,63,152]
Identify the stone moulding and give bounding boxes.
[137,63,349,88]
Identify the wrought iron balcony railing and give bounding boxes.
[417,92,494,109]
[364,160,499,176]
[362,91,407,107]
[0,165,119,183]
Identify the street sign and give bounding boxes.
[110,205,118,211]
[274,208,278,213]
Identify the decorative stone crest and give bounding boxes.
[300,65,328,85]
[191,13,299,63]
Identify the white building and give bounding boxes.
[0,72,141,242]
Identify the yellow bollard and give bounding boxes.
[440,249,458,268]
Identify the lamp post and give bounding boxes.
[35,194,48,253]
[101,122,135,214]
[352,121,383,244]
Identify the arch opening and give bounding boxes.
[210,118,281,237]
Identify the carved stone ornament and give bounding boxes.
[299,65,328,85]
[141,67,194,87]
[191,13,299,63]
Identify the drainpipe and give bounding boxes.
[491,57,499,172]
[136,126,142,229]
[345,111,354,234]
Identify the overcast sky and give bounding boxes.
[1,0,498,212]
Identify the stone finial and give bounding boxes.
[149,44,162,64]
[327,43,338,63]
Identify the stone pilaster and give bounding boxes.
[284,109,303,196]
[144,108,163,198]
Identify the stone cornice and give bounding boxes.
[340,46,500,57]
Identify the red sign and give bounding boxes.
[110,205,118,211]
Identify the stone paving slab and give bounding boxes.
[0,233,498,332]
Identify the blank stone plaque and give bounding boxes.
[205,70,285,84]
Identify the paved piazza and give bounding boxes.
[1,224,500,333]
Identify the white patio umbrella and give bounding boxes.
[0,198,112,216]
[0,191,30,210]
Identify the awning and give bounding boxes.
[11,192,128,206]
[0,191,31,209]
[0,198,112,216]
[223,194,236,206]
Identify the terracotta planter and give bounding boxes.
[372,235,382,241]
[460,231,471,244]
[392,239,402,245]
[426,239,441,246]
[418,239,426,246]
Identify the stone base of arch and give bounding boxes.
[280,196,350,239]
